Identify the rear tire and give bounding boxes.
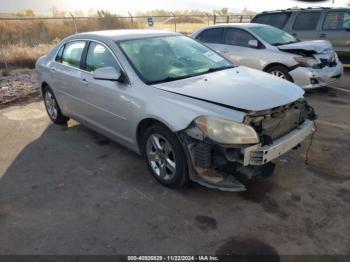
[142,123,188,188]
[266,65,293,82]
[43,86,69,125]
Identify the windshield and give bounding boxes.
[118,35,233,84]
[250,26,298,46]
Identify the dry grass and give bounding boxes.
[0,17,143,69]
[0,44,53,69]
[0,17,211,69]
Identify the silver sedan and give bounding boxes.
[191,23,344,89]
[36,30,316,191]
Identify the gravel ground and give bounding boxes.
[0,69,40,107]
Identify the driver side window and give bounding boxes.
[224,28,258,48]
[85,42,120,73]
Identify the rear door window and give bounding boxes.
[224,28,257,47]
[55,44,65,63]
[323,11,350,30]
[252,13,291,29]
[61,41,86,68]
[197,28,224,44]
[293,12,321,30]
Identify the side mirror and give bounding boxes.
[248,39,259,48]
[93,67,122,82]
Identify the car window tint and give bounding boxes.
[197,28,223,44]
[85,42,120,72]
[55,44,65,63]
[323,11,350,30]
[224,28,257,47]
[61,41,86,68]
[252,13,291,29]
[293,12,321,30]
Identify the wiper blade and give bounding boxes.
[148,75,192,84]
[148,65,235,84]
[204,65,235,73]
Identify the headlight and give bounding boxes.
[195,116,259,144]
[294,56,319,67]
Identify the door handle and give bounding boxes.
[221,50,229,53]
[80,78,88,84]
[50,67,56,72]
[320,33,326,38]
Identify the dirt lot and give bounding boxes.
[0,70,349,256]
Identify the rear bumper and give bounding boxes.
[243,120,315,166]
[289,62,344,89]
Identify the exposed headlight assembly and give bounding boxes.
[195,116,259,144]
[294,56,319,67]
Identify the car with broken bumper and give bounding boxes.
[191,23,344,89]
[36,30,316,191]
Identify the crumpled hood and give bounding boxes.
[153,67,304,112]
[278,40,334,54]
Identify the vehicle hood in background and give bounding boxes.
[278,40,334,54]
[153,67,304,112]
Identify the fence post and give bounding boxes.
[205,13,209,26]
[240,15,243,23]
[226,15,229,23]
[69,12,78,33]
[0,44,8,72]
[128,11,134,28]
[213,14,216,25]
[170,12,176,32]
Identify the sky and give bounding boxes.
[0,0,349,15]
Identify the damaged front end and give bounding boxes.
[278,42,344,89]
[177,99,317,191]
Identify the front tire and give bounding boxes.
[43,87,69,125]
[266,65,293,82]
[142,123,188,188]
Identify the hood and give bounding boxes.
[278,40,333,54]
[153,67,304,112]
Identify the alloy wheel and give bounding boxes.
[270,70,286,79]
[45,90,58,120]
[146,133,176,181]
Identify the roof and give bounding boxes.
[199,23,268,29]
[260,6,350,14]
[73,29,179,41]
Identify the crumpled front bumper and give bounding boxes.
[289,62,343,89]
[243,120,315,166]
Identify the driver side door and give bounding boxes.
[78,41,134,144]
[220,28,264,70]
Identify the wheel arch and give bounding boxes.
[136,118,176,156]
[263,62,291,72]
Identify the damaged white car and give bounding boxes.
[36,30,316,191]
[191,23,344,89]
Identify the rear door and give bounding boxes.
[195,27,226,54]
[251,12,292,30]
[321,10,350,63]
[289,11,322,40]
[52,40,87,116]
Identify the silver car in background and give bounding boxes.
[36,30,316,191]
[191,23,344,89]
